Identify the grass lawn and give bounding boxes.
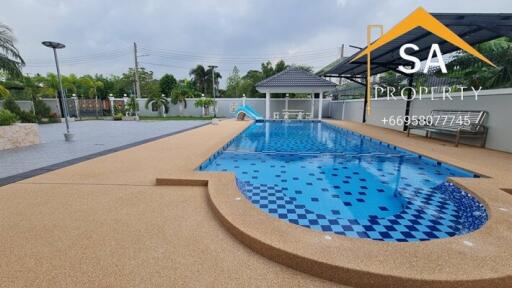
[140,115,214,121]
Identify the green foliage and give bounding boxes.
[145,93,169,116]
[34,98,51,120]
[236,60,293,98]
[2,96,21,115]
[0,108,17,125]
[443,37,512,89]
[189,65,207,95]
[292,64,314,73]
[113,104,125,115]
[194,97,216,116]
[190,65,222,97]
[113,113,123,121]
[18,110,37,123]
[1,97,35,123]
[145,80,161,99]
[126,96,139,116]
[159,74,177,96]
[0,84,11,98]
[226,66,242,97]
[0,23,25,79]
[379,71,404,88]
[170,81,200,110]
[194,97,216,108]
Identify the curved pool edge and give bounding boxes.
[201,172,512,288]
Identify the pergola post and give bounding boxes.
[318,91,323,120]
[310,93,315,118]
[265,92,271,119]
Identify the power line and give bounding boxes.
[140,46,337,58]
[139,47,338,63]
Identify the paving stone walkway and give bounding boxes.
[0,120,208,183]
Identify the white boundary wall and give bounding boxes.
[327,88,512,153]
[136,98,330,119]
[5,89,510,152]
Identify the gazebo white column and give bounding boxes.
[318,91,323,120]
[265,92,271,119]
[310,93,315,118]
[285,94,289,111]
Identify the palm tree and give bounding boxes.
[171,81,200,114]
[205,67,222,97]
[0,23,24,77]
[189,65,207,95]
[80,75,105,118]
[0,23,25,97]
[145,93,169,117]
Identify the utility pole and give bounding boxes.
[133,42,141,98]
[208,65,218,117]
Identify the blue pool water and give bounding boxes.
[200,121,487,242]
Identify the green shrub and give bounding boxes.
[125,96,139,116]
[113,105,125,115]
[34,98,51,120]
[113,113,123,121]
[18,110,38,123]
[0,109,18,126]
[2,97,22,115]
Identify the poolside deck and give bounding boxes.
[1,119,511,287]
[0,120,339,287]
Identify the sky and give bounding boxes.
[1,0,511,88]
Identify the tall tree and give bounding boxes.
[171,80,200,110]
[226,66,241,97]
[0,23,24,97]
[261,61,274,78]
[0,23,24,78]
[120,67,154,97]
[204,66,222,97]
[159,73,177,97]
[274,60,288,74]
[189,65,207,95]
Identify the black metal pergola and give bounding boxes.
[319,12,512,129]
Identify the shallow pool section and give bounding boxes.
[199,121,487,242]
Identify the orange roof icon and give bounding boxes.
[352,7,496,67]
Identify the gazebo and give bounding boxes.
[255,67,336,120]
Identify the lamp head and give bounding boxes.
[42,41,65,49]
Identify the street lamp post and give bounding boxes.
[42,41,73,141]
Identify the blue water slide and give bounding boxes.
[235,105,263,120]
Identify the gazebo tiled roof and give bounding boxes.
[255,67,336,88]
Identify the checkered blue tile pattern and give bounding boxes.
[200,121,488,242]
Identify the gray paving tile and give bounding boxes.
[0,120,208,182]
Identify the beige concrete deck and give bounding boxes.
[2,119,512,287]
[0,120,341,288]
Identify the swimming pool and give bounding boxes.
[199,121,487,242]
